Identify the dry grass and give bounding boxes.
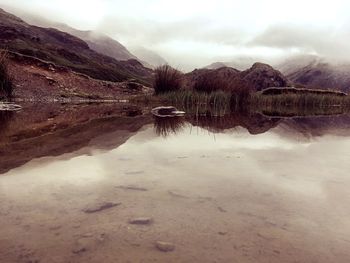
[0,50,13,99]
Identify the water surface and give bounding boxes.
[1,103,350,263]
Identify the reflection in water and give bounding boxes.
[2,103,350,175]
[0,110,14,136]
[154,111,282,136]
[1,108,350,262]
[153,116,187,137]
[0,103,153,174]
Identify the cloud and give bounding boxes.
[96,16,245,46]
[249,25,350,61]
[2,0,350,70]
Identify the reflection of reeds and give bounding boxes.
[153,116,187,137]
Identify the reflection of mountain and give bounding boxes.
[154,112,282,136]
[153,111,350,139]
[281,115,350,137]
[187,113,281,135]
[3,103,350,174]
[0,103,153,174]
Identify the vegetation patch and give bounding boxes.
[0,50,13,99]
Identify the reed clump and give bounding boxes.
[153,65,183,95]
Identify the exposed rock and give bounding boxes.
[155,241,175,252]
[126,81,143,91]
[129,217,153,225]
[82,202,121,213]
[239,62,290,91]
[45,76,56,85]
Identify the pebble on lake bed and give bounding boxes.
[128,217,153,225]
[83,202,121,213]
[155,241,175,252]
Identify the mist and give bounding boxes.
[1,0,350,71]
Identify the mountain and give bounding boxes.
[205,62,229,70]
[0,6,139,62]
[130,47,167,68]
[0,8,152,84]
[57,26,139,62]
[185,62,290,92]
[275,55,321,76]
[277,55,350,92]
[205,57,267,71]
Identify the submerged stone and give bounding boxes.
[129,217,153,225]
[83,202,121,213]
[155,241,175,252]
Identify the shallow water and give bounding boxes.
[1,104,350,262]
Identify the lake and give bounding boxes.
[1,103,350,263]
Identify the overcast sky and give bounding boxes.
[1,0,350,70]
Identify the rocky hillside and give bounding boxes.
[0,8,152,84]
[185,62,290,92]
[8,52,152,101]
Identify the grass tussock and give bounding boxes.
[153,65,183,94]
[0,50,13,99]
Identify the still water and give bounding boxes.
[0,103,350,263]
